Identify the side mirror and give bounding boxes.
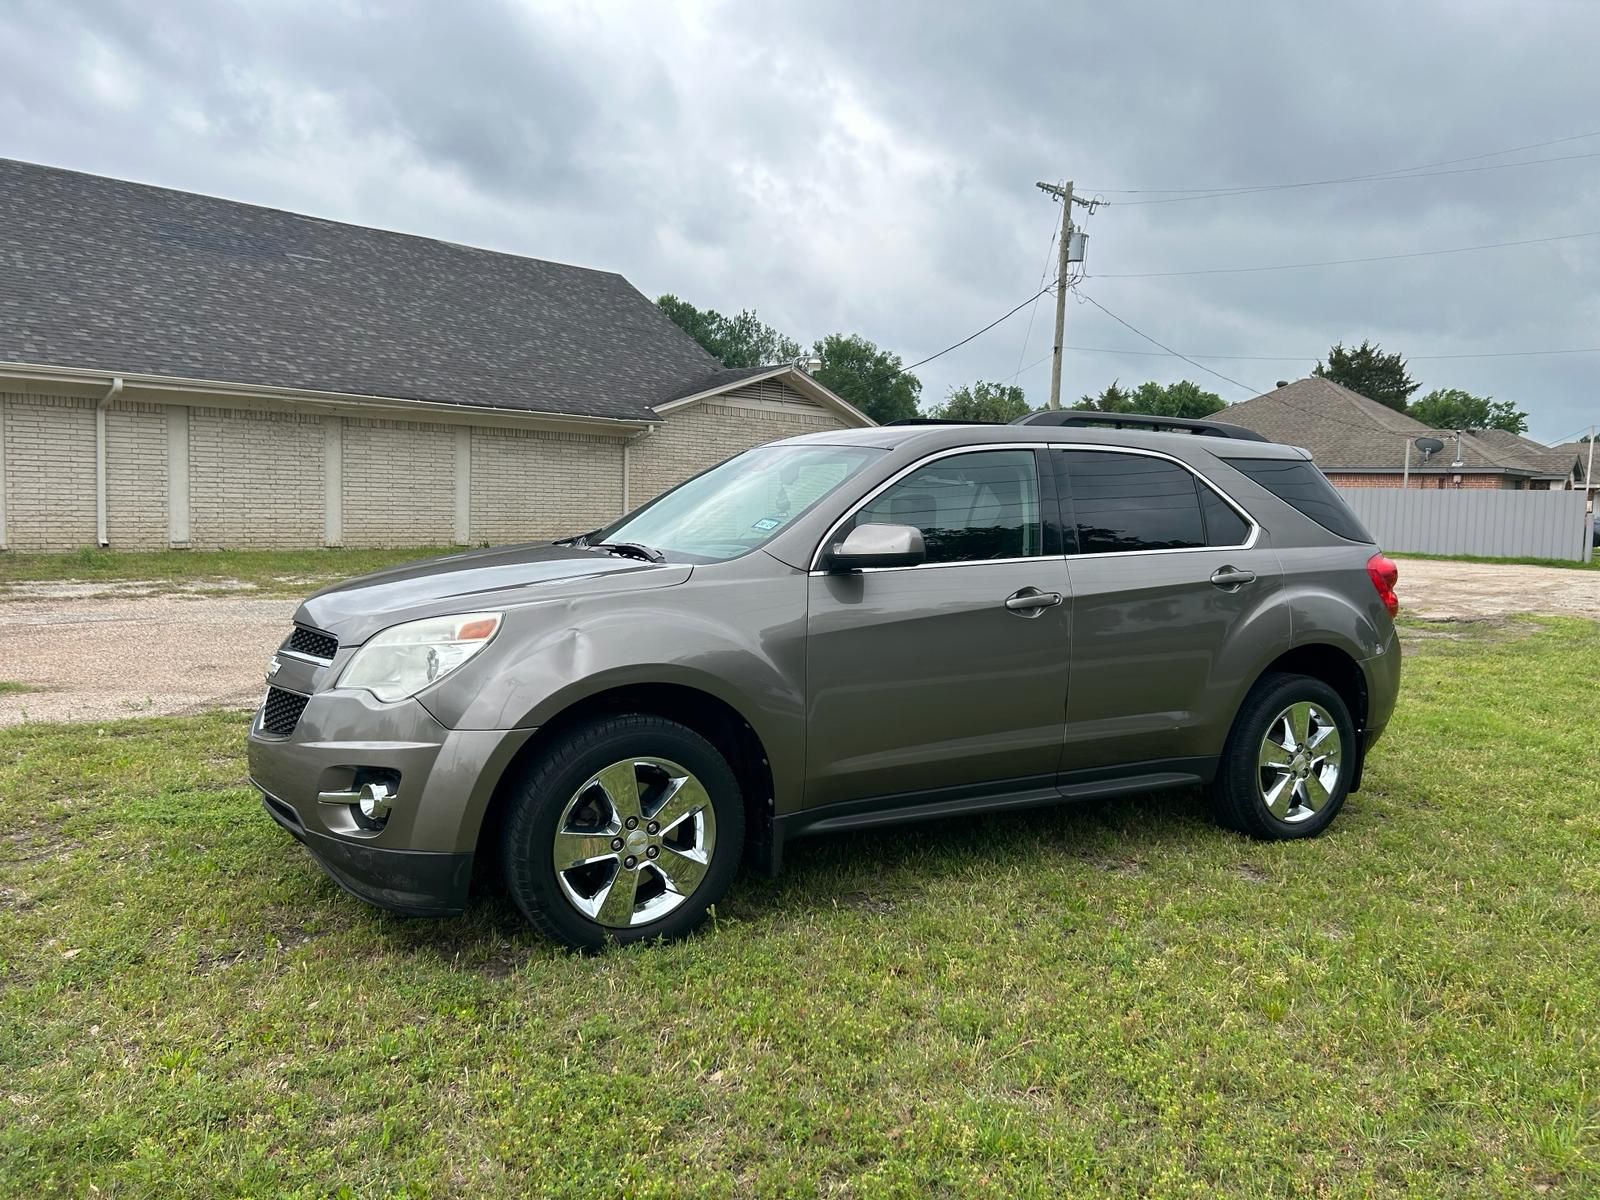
[825,523,926,571]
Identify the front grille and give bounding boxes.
[286,625,338,660]
[261,687,310,736]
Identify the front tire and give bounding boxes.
[500,714,744,949]
[1208,672,1355,840]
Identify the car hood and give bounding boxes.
[296,542,690,644]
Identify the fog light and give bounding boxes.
[358,782,393,821]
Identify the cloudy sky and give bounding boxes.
[3,0,1598,441]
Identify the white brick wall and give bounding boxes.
[106,403,168,549]
[340,417,457,546]
[189,406,325,549]
[470,426,626,543]
[1,393,97,550]
[629,385,853,506]
[0,382,862,552]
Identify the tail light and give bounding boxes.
[1366,553,1399,618]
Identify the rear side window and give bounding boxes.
[1199,485,1251,547]
[1226,457,1373,543]
[1058,450,1207,553]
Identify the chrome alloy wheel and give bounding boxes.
[551,757,718,928]
[1257,702,1343,823]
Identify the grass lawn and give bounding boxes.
[0,545,458,596]
[2,618,1597,1197]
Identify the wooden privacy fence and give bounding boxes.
[1335,487,1594,562]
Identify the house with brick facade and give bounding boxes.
[0,159,870,552]
[1222,377,1584,491]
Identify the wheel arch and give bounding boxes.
[1252,641,1370,791]
[473,681,779,878]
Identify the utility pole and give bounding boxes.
[1036,180,1075,409]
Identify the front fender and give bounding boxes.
[421,564,810,815]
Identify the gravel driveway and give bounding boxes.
[1,558,1594,728]
[1394,558,1600,621]
[1,588,295,727]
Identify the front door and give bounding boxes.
[1051,447,1288,774]
[804,448,1072,808]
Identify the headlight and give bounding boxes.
[339,612,502,702]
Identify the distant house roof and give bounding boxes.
[1222,377,1576,480]
[1470,428,1586,481]
[0,158,723,423]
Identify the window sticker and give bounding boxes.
[751,516,783,532]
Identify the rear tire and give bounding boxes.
[1208,672,1355,840]
[500,714,744,949]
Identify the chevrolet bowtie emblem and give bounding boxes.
[267,657,282,678]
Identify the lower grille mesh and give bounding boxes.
[261,687,309,736]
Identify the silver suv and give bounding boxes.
[248,413,1401,948]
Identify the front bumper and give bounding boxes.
[247,685,535,917]
[260,791,474,916]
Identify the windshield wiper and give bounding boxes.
[589,541,665,563]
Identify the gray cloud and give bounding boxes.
[3,0,1598,438]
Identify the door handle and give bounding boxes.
[1004,587,1063,615]
[1210,566,1257,590]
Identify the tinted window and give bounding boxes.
[1227,457,1373,543]
[1200,483,1251,546]
[1059,450,1205,553]
[856,449,1041,563]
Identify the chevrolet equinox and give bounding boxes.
[248,413,1401,948]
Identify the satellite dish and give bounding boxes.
[1414,436,1445,462]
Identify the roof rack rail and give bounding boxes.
[1011,410,1268,441]
[884,417,999,426]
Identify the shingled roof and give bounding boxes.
[0,158,721,422]
[1222,377,1576,480]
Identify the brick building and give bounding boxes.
[1222,377,1584,491]
[0,159,869,552]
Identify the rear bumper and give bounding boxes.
[1351,629,1403,791]
[260,790,472,916]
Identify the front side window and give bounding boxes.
[851,449,1041,564]
[596,443,885,563]
[1059,450,1209,554]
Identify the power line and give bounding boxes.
[1007,348,1055,384]
[1073,293,1262,395]
[1087,128,1600,196]
[1057,343,1600,363]
[1093,228,1600,278]
[1098,148,1600,206]
[869,281,1059,385]
[1012,208,1062,379]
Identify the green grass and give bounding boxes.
[0,545,458,596]
[0,682,40,696]
[1390,550,1598,570]
[2,619,1598,1197]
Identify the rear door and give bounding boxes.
[1052,447,1288,775]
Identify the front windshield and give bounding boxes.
[594,443,886,563]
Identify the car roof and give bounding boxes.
[780,422,1310,461]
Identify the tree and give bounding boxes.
[1127,380,1226,418]
[1070,379,1223,418]
[656,295,801,369]
[1313,340,1420,412]
[811,333,922,424]
[1407,388,1529,435]
[1071,380,1135,413]
[933,380,1031,423]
